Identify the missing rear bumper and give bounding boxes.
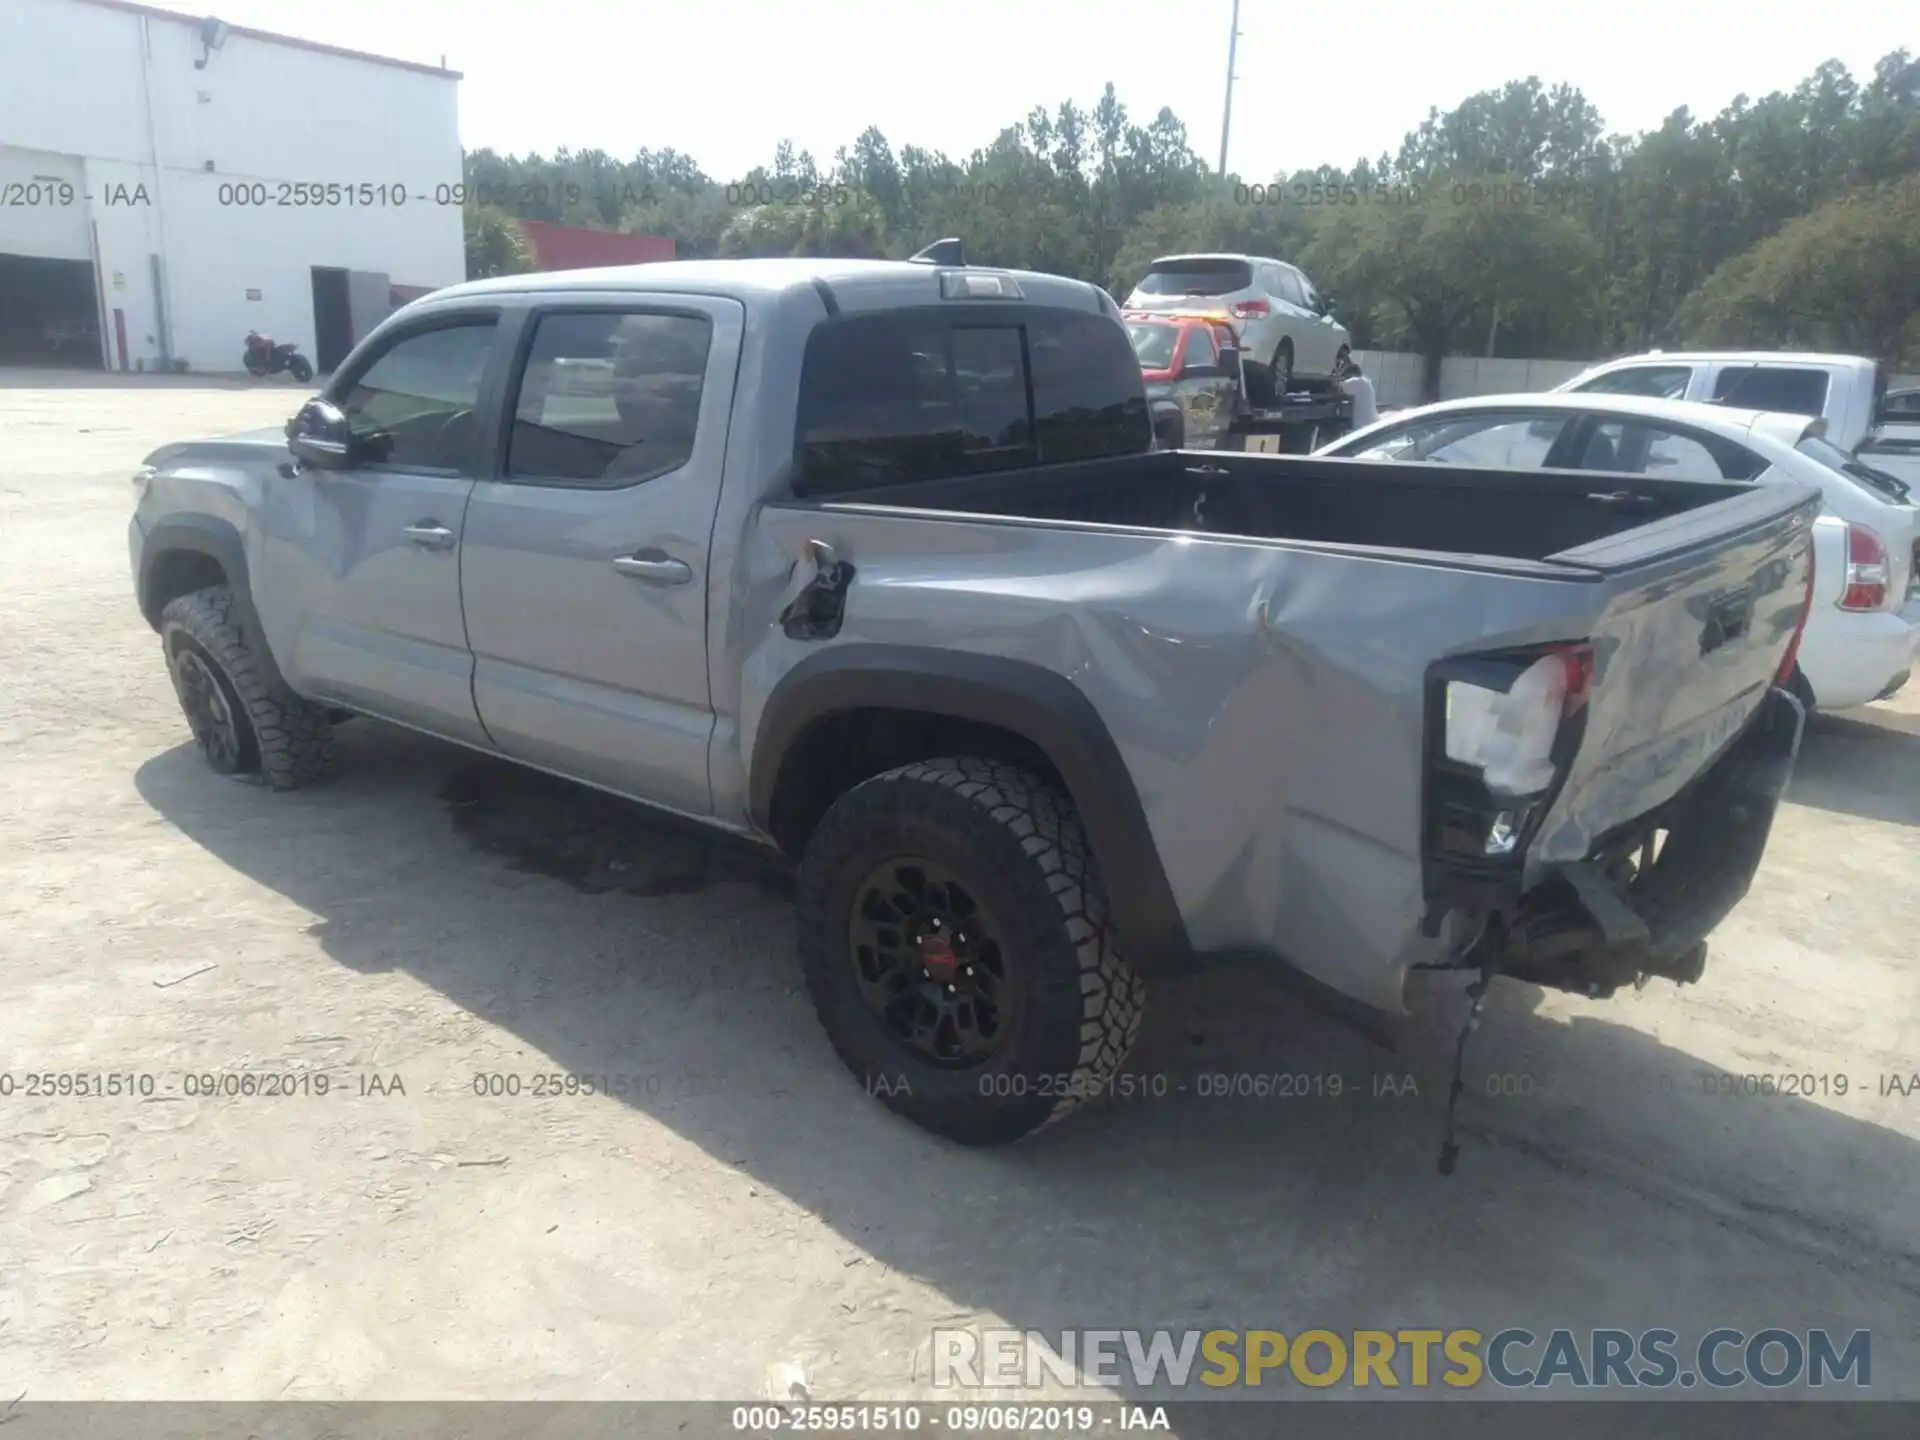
[1497,686,1805,998]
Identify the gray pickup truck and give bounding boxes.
[129,255,1819,1147]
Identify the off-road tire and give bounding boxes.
[159,585,337,790]
[796,756,1147,1145]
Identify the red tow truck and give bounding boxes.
[1122,307,1354,453]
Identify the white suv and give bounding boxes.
[1123,253,1351,401]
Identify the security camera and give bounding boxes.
[195,16,230,66]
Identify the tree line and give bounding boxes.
[462,50,1920,394]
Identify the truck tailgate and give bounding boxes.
[1527,482,1820,878]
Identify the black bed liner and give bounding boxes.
[796,448,1765,565]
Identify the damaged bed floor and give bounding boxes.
[3,376,1919,1405]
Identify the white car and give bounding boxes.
[1318,392,1920,711]
[1122,253,1351,401]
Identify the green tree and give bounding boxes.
[1304,184,1600,396]
[1678,181,1920,361]
[452,50,1920,363]
[463,204,535,280]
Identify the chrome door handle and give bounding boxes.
[402,522,456,549]
[612,552,693,585]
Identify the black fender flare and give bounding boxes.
[749,645,1194,972]
[138,514,251,630]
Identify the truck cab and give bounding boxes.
[1555,351,1920,480]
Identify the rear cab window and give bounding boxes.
[794,306,1150,495]
[1710,365,1831,418]
[1132,260,1253,299]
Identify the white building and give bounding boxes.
[0,0,466,374]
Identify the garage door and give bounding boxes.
[0,146,90,262]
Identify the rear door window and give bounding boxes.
[1134,260,1252,298]
[1266,267,1305,305]
[1710,366,1831,417]
[1569,419,1761,480]
[504,310,712,487]
[1026,309,1153,463]
[795,306,1148,493]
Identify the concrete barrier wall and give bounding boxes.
[1353,350,1920,412]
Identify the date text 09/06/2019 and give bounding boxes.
[730,1406,1171,1432]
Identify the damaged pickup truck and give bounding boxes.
[129,251,1819,1151]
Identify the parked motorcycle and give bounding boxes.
[243,331,314,383]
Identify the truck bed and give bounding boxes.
[761,448,1819,1009]
[796,449,1760,568]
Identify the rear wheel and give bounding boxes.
[1268,339,1294,400]
[795,757,1146,1145]
[289,355,314,383]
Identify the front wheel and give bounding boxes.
[159,585,338,790]
[795,757,1147,1145]
[242,351,268,376]
[288,355,313,383]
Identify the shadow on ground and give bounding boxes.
[135,719,1920,1407]
[1788,704,1920,828]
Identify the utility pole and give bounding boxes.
[1218,0,1241,175]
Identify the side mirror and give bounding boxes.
[286,398,353,469]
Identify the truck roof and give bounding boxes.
[428,257,1111,316]
[1587,351,1878,373]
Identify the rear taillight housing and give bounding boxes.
[1838,523,1889,611]
[1427,642,1594,869]
[1231,299,1271,320]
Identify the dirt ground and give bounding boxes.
[3,375,1919,1406]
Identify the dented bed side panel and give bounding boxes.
[734,506,1608,1012]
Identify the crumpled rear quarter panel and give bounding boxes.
[740,507,1608,1012]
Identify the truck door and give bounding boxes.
[255,312,500,746]
[459,295,743,817]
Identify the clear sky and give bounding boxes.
[204,0,1911,181]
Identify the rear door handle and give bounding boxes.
[612,551,693,585]
[402,522,456,550]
